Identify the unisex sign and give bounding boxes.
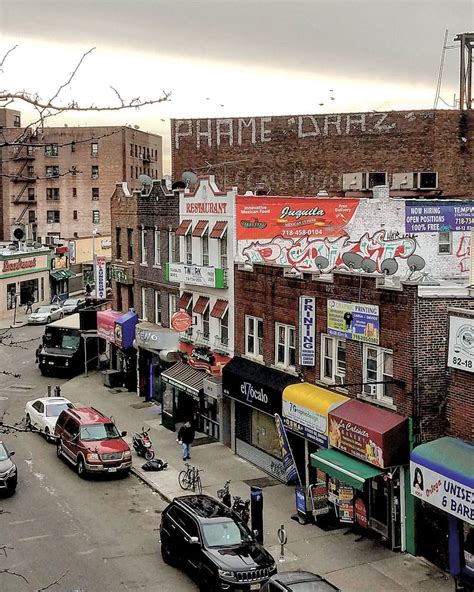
[327,300,379,344]
[299,296,316,366]
[405,201,474,233]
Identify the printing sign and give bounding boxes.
[299,296,316,366]
[327,299,379,344]
[95,256,107,299]
[447,316,474,374]
[410,461,474,525]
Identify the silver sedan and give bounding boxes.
[28,305,63,324]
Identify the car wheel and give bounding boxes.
[56,442,63,458]
[60,312,64,319]
[40,368,49,376]
[161,543,176,567]
[44,427,52,443]
[199,569,218,592]
[47,316,51,324]
[77,457,87,479]
[25,414,32,429]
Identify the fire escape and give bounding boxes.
[10,141,36,226]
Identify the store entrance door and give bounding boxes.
[369,476,389,540]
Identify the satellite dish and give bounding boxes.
[13,226,25,241]
[342,252,363,270]
[138,174,152,186]
[361,258,377,273]
[314,256,329,270]
[182,171,198,185]
[407,254,426,272]
[172,180,186,190]
[381,258,398,276]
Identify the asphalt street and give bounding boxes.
[0,324,196,592]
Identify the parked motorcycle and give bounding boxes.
[217,479,232,508]
[132,427,155,460]
[232,495,250,525]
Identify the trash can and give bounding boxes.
[102,369,123,388]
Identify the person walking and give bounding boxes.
[25,299,33,314]
[177,421,195,461]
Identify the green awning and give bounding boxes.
[311,448,384,490]
[50,269,75,281]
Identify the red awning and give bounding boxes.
[175,219,192,236]
[210,299,228,319]
[193,296,209,315]
[177,291,192,310]
[210,221,228,239]
[192,220,209,238]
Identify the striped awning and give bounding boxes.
[210,299,228,319]
[175,219,192,236]
[210,221,228,239]
[161,361,206,398]
[178,291,192,310]
[192,220,209,237]
[193,296,209,315]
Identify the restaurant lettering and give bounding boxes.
[2,258,36,272]
[185,202,227,214]
[241,381,268,405]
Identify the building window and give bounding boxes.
[91,142,99,157]
[168,231,178,263]
[72,187,77,198]
[14,115,20,127]
[438,231,452,254]
[91,165,99,179]
[362,345,394,403]
[130,165,134,178]
[27,165,35,178]
[127,228,133,261]
[46,188,60,201]
[135,145,138,157]
[275,323,296,369]
[92,210,100,224]
[202,305,210,340]
[185,297,193,337]
[154,291,162,325]
[71,141,76,152]
[141,287,148,321]
[202,230,209,266]
[44,144,58,157]
[220,309,229,346]
[130,143,133,157]
[28,210,36,223]
[71,165,77,176]
[27,188,35,201]
[92,187,100,200]
[26,145,34,156]
[153,229,161,266]
[246,316,263,359]
[185,233,192,265]
[141,228,148,264]
[47,210,60,224]
[116,227,122,259]
[45,165,59,178]
[320,334,346,384]
[73,210,78,221]
[220,231,228,268]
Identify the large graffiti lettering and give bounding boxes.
[456,235,471,273]
[241,230,417,274]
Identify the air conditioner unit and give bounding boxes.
[363,383,378,397]
[343,172,364,191]
[366,172,387,188]
[334,374,344,385]
[283,267,301,278]
[416,171,438,190]
[391,173,415,190]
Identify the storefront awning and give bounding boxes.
[50,269,75,280]
[282,383,348,447]
[210,221,228,239]
[210,299,228,319]
[193,296,209,315]
[311,448,384,491]
[192,220,209,237]
[178,291,193,310]
[161,360,206,398]
[175,219,192,236]
[411,437,474,490]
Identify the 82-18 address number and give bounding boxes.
[451,356,473,369]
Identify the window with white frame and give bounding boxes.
[154,291,162,325]
[220,231,228,269]
[168,231,178,263]
[141,228,147,264]
[141,287,148,321]
[362,345,394,402]
[185,232,192,265]
[220,309,229,346]
[320,334,346,384]
[185,297,193,337]
[438,231,452,254]
[275,323,296,368]
[202,230,209,266]
[154,229,161,266]
[169,294,177,322]
[246,316,263,358]
[202,305,210,340]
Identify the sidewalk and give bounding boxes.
[0,309,30,329]
[63,370,453,592]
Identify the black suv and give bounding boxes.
[160,494,276,591]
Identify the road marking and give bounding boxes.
[9,518,37,525]
[76,549,95,555]
[18,534,51,542]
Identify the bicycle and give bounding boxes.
[178,463,203,494]
[217,479,232,508]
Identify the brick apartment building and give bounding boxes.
[171,109,473,196]
[0,108,162,243]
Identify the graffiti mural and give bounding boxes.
[241,230,417,274]
[456,235,471,273]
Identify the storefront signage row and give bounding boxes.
[327,299,380,344]
[410,462,474,525]
[299,296,315,366]
[179,341,230,376]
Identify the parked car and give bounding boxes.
[261,572,341,592]
[61,298,86,315]
[25,396,74,441]
[28,304,63,324]
[55,407,132,478]
[0,441,17,495]
[160,494,277,591]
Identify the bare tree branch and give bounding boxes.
[36,570,68,592]
[0,568,29,584]
[0,45,18,72]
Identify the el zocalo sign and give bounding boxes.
[299,296,315,366]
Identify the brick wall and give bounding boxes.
[171,110,473,196]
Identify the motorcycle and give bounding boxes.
[232,495,250,525]
[132,427,155,460]
[217,479,232,508]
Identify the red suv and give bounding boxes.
[55,407,132,477]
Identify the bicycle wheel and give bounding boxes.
[195,475,202,495]
[178,470,191,490]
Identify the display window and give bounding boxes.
[251,411,281,459]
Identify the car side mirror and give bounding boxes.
[121,431,127,437]
[10,451,15,456]
[189,536,200,545]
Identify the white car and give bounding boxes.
[28,305,63,324]
[25,397,74,441]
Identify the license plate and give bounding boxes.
[250,585,260,591]
[108,467,117,472]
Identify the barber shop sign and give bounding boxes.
[299,296,316,366]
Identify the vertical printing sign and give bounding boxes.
[95,256,107,299]
[299,296,316,366]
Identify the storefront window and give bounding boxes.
[463,524,474,571]
[7,283,16,310]
[162,385,173,416]
[251,411,281,458]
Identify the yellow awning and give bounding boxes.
[282,383,349,442]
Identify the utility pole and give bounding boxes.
[455,32,474,110]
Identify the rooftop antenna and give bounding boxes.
[434,29,449,109]
[455,32,474,110]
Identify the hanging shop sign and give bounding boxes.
[447,315,474,374]
[165,263,226,288]
[405,201,474,233]
[97,310,123,342]
[95,256,107,299]
[299,296,316,366]
[179,341,230,376]
[327,299,379,344]
[135,322,179,351]
[171,311,193,332]
[114,311,138,349]
[274,413,300,484]
[110,264,133,285]
[68,241,76,264]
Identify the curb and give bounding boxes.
[131,466,173,503]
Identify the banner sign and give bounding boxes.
[410,461,474,525]
[337,486,355,523]
[299,296,316,366]
[165,263,226,288]
[97,310,123,342]
[327,299,379,344]
[405,201,474,233]
[282,397,329,447]
[274,413,300,485]
[310,482,330,516]
[447,316,474,374]
[95,256,107,299]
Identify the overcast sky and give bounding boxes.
[1,0,472,172]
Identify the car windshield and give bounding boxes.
[80,423,121,441]
[63,299,78,306]
[0,443,9,461]
[202,519,254,548]
[34,307,50,314]
[61,334,80,350]
[46,403,72,417]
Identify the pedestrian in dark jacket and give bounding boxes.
[177,421,195,461]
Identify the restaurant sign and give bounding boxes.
[164,263,226,288]
[327,299,379,344]
[179,341,230,376]
[110,263,133,285]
